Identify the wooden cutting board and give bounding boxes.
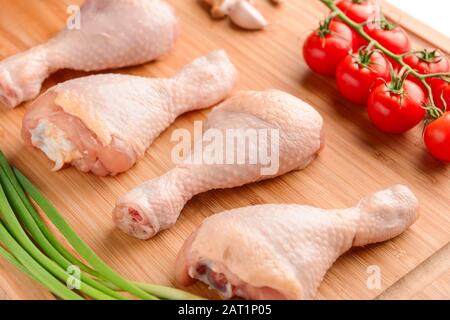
[0,0,449,300]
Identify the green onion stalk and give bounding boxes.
[318,0,450,119]
[0,151,203,300]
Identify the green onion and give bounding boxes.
[0,152,127,299]
[0,222,83,300]
[0,150,203,300]
[130,283,205,300]
[0,169,125,299]
[101,281,206,300]
[0,182,117,299]
[13,169,159,300]
[0,152,95,274]
[0,245,34,279]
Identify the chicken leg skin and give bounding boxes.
[22,50,237,176]
[114,90,324,239]
[0,0,178,108]
[175,185,419,300]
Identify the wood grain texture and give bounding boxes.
[376,243,450,299]
[0,0,448,300]
[0,258,56,300]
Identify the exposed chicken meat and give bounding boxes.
[22,50,237,176]
[175,185,419,300]
[114,90,324,239]
[0,0,178,108]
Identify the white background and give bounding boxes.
[387,0,450,37]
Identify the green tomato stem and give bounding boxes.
[420,72,450,79]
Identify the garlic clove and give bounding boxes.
[205,0,237,18]
[228,0,268,30]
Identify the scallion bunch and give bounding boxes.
[0,150,203,300]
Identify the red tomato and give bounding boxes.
[303,19,357,76]
[367,80,426,134]
[404,49,450,89]
[431,78,450,110]
[336,0,378,24]
[364,22,411,55]
[363,22,411,70]
[336,49,390,104]
[424,112,450,162]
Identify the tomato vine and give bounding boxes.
[318,0,450,117]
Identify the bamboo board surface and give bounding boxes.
[0,0,449,300]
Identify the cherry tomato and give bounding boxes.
[364,23,411,55]
[404,49,450,90]
[336,49,390,104]
[367,80,426,134]
[336,0,378,24]
[303,19,357,76]
[431,78,450,110]
[335,0,378,48]
[424,112,450,162]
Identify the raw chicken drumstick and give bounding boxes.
[22,50,237,176]
[0,0,178,108]
[114,90,324,239]
[176,185,419,300]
